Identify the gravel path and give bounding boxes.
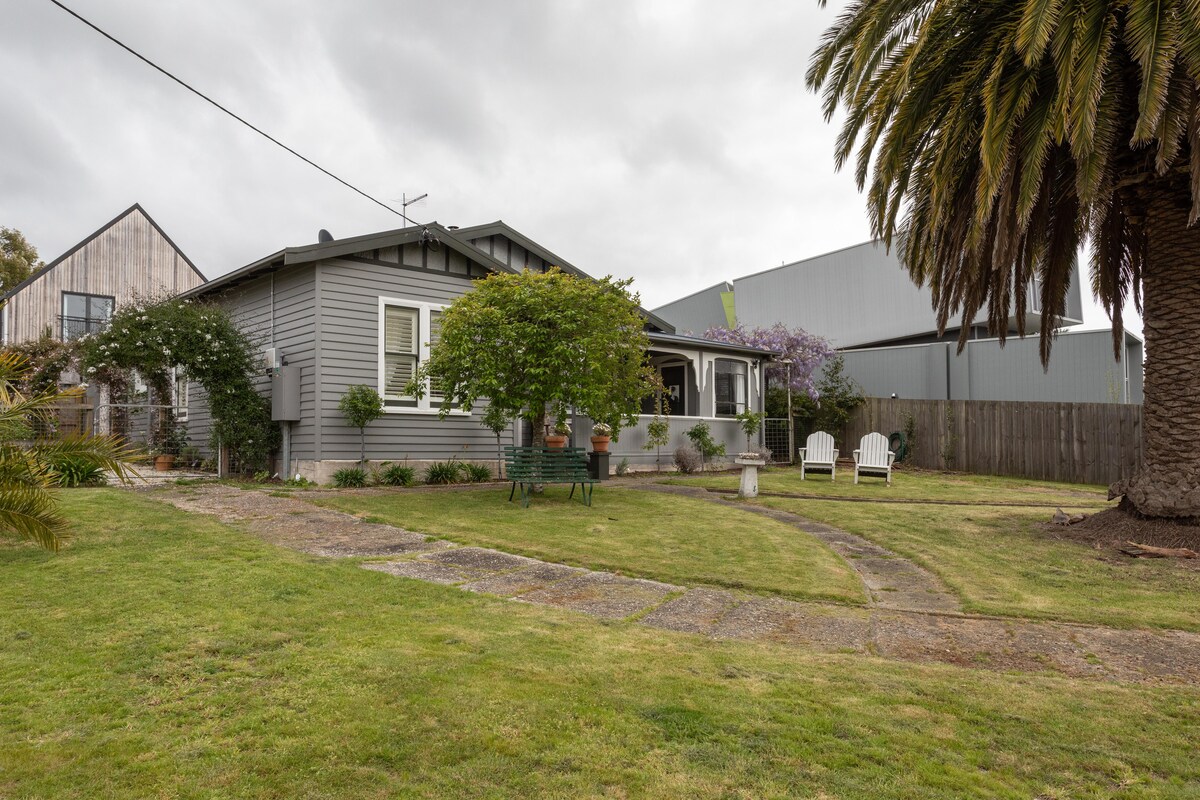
[154,484,1200,684]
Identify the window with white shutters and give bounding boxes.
[377,297,460,413]
[382,305,419,406]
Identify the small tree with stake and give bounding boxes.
[338,385,383,466]
[735,410,764,453]
[643,399,671,472]
[481,404,510,479]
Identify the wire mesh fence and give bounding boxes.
[763,418,793,463]
[93,403,208,471]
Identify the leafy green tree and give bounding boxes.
[0,228,44,296]
[809,1,1200,516]
[338,384,384,465]
[0,353,134,551]
[409,268,660,445]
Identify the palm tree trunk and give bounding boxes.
[1118,183,1200,518]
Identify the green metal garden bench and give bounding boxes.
[503,445,596,508]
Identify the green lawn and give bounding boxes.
[670,466,1111,506]
[2,490,1199,798]
[314,485,866,605]
[757,496,1200,631]
[666,465,1198,631]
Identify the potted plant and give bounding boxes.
[151,448,175,472]
[152,423,188,471]
[546,418,571,449]
[590,422,613,453]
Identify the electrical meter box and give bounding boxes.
[271,366,301,421]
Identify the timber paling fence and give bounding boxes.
[842,397,1143,487]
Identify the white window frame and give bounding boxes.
[376,296,467,415]
[712,357,752,418]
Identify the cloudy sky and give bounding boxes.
[3,0,1136,333]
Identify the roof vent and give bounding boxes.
[317,229,334,243]
[447,225,459,230]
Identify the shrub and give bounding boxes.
[378,464,416,487]
[332,467,368,488]
[673,445,703,474]
[48,455,109,488]
[615,457,630,476]
[685,420,726,470]
[424,461,463,485]
[741,446,773,464]
[462,463,491,483]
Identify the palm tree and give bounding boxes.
[808,0,1200,517]
[0,353,135,551]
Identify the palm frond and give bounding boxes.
[1125,0,1179,143]
[0,481,68,552]
[809,0,1195,365]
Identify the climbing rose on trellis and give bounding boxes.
[703,323,834,400]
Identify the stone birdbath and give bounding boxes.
[734,453,768,498]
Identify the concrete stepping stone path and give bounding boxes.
[154,484,1200,684]
[635,483,963,614]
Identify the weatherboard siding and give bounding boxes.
[185,265,319,460]
[315,258,498,462]
[4,207,203,345]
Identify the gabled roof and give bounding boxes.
[179,222,510,299]
[183,220,677,333]
[451,220,676,333]
[2,203,205,301]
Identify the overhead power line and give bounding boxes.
[47,0,419,227]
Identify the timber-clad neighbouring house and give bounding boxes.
[181,221,772,481]
[1,204,206,346]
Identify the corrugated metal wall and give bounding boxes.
[651,282,731,337]
[840,329,1141,404]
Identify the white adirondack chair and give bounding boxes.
[853,432,895,484]
[798,431,838,480]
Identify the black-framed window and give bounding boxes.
[61,292,114,340]
[714,358,748,417]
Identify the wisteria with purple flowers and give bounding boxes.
[704,323,834,400]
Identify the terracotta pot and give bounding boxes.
[545,435,568,449]
[154,454,176,472]
[590,435,611,453]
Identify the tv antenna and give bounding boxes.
[392,193,428,227]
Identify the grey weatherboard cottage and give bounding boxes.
[181,222,771,481]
